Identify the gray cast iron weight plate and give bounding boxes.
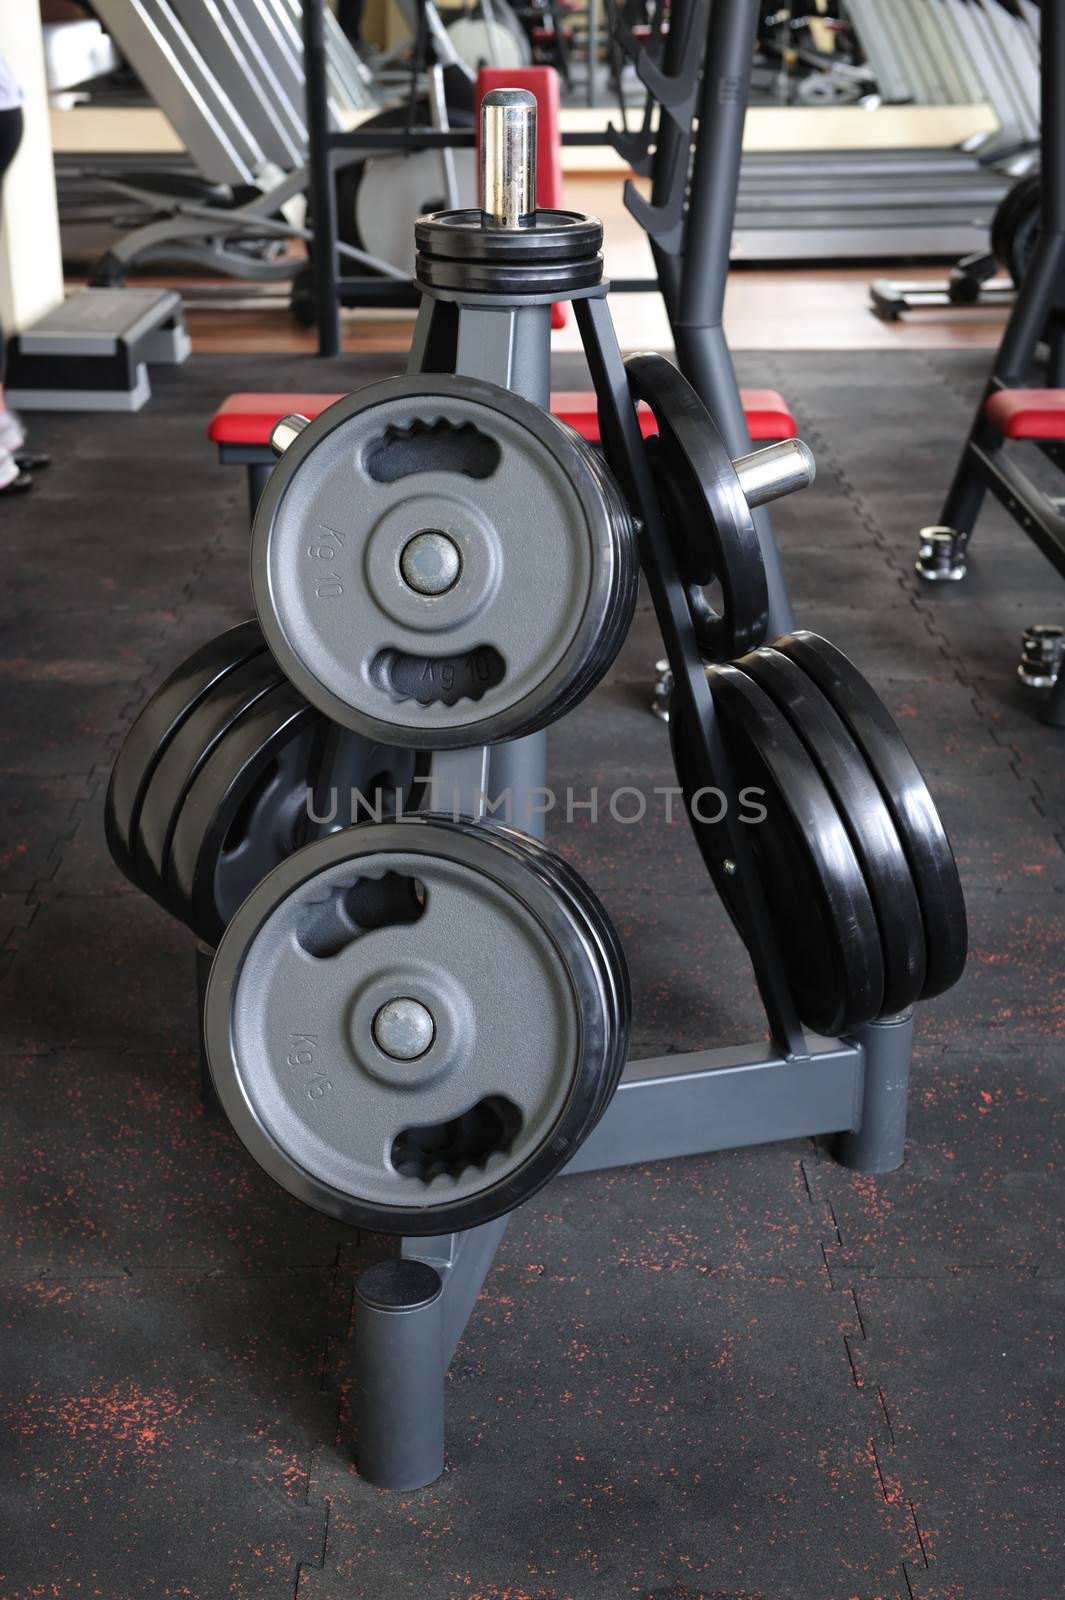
[205,817,631,1234]
[251,374,639,749]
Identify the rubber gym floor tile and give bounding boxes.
[616,894,768,1059]
[509,1136,831,1280]
[547,673,677,778]
[18,410,228,466]
[870,680,1018,778]
[15,446,247,503]
[107,600,259,689]
[773,601,957,684]
[0,892,36,949]
[805,1042,1064,1279]
[777,543,912,611]
[0,1270,338,1600]
[0,774,91,895]
[770,481,884,546]
[933,779,1065,895]
[799,399,970,440]
[838,488,1035,557]
[46,796,140,896]
[966,677,1065,784]
[769,386,952,433]
[913,890,1065,1048]
[186,537,263,614]
[776,351,967,391]
[0,604,190,682]
[0,1050,355,1275]
[0,892,200,1054]
[0,615,191,778]
[4,502,233,614]
[918,598,1057,682]
[304,1269,913,1600]
[1031,786,1065,837]
[848,1274,1065,1600]
[781,356,980,406]
[808,435,973,501]
[547,793,711,911]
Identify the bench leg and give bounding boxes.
[247,462,273,522]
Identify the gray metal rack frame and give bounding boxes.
[330,280,916,1492]
[358,1011,912,1489]
[256,11,921,1492]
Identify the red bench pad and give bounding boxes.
[208,388,797,447]
[208,393,346,446]
[985,389,1065,440]
[551,390,655,439]
[740,388,797,440]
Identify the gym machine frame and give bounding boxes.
[921,0,1065,729]
[82,0,407,291]
[300,6,659,336]
[266,70,918,1491]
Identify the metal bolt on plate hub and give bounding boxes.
[373,997,436,1060]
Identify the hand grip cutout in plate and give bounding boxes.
[297,871,427,960]
[365,418,501,483]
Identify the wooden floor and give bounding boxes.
[135,176,1011,359]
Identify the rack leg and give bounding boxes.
[354,1217,509,1488]
[833,1011,914,1174]
[355,1258,447,1490]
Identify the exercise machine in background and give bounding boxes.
[738,0,1040,263]
[868,0,1042,317]
[916,0,1065,726]
[54,0,481,293]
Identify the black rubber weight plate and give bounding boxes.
[168,691,423,948]
[105,620,266,884]
[625,350,768,660]
[166,684,321,945]
[698,664,885,1036]
[133,653,287,911]
[773,630,967,1000]
[736,645,927,1015]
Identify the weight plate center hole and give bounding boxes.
[400,529,462,596]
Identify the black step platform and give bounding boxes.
[5,288,191,413]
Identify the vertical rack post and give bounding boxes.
[834,1012,914,1174]
[352,88,551,1492]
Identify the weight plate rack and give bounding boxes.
[108,86,967,1494]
